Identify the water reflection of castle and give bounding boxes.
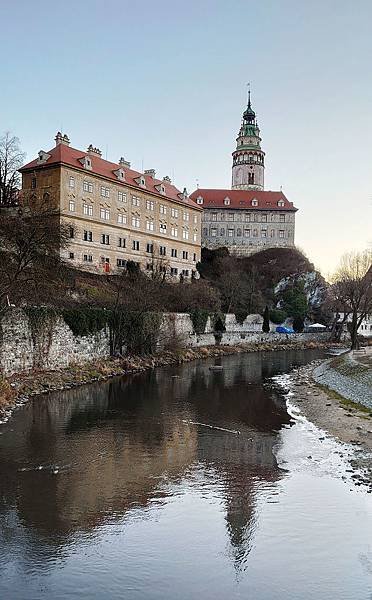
[0,351,296,569]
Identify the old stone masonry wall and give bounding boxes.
[0,309,109,376]
[0,308,331,377]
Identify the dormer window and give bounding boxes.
[251,199,258,207]
[37,150,51,163]
[196,196,204,205]
[161,184,165,194]
[277,200,285,207]
[224,197,230,206]
[114,168,125,181]
[79,156,92,170]
[140,176,145,187]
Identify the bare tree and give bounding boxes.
[0,132,26,207]
[0,194,73,306]
[330,250,372,349]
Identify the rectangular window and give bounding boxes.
[69,200,75,212]
[182,269,189,277]
[69,252,74,260]
[117,213,127,224]
[83,230,93,242]
[100,207,110,220]
[160,204,167,215]
[193,232,197,242]
[100,234,110,245]
[83,181,93,193]
[183,211,190,221]
[211,228,217,237]
[118,191,127,203]
[245,214,251,222]
[171,208,179,218]
[159,246,166,256]
[261,229,267,238]
[228,213,234,222]
[83,254,93,263]
[83,203,93,216]
[228,229,234,237]
[244,229,250,237]
[146,220,155,231]
[69,226,74,239]
[270,229,275,237]
[170,267,178,276]
[100,186,110,198]
[253,229,258,237]
[211,213,217,222]
[182,230,189,240]
[279,230,284,238]
[69,176,75,188]
[131,196,140,207]
[146,243,154,253]
[194,215,198,224]
[182,251,188,260]
[117,259,126,267]
[132,240,140,251]
[261,214,267,222]
[193,253,196,262]
[171,248,177,258]
[171,227,178,237]
[131,215,140,228]
[118,237,126,248]
[159,223,167,234]
[146,199,154,210]
[280,214,285,223]
[31,177,36,189]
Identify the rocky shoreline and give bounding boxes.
[283,357,372,491]
[0,338,332,422]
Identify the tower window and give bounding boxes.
[248,173,255,185]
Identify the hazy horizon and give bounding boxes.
[1,0,371,275]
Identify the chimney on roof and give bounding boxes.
[119,157,131,168]
[55,132,70,146]
[55,132,63,146]
[163,175,171,183]
[87,144,102,157]
[144,169,156,178]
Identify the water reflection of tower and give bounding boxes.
[190,360,290,571]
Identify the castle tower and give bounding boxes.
[231,91,265,190]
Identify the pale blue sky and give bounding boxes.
[1,0,371,274]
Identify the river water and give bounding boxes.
[1,349,372,600]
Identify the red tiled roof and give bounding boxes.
[20,143,201,210]
[189,188,297,211]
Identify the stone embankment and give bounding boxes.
[0,338,331,421]
[313,347,372,409]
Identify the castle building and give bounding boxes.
[20,133,201,277]
[190,92,298,257]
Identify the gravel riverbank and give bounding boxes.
[283,354,372,491]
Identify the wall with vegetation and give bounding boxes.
[0,308,331,377]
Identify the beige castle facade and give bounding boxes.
[20,133,202,278]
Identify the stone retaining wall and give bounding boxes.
[0,309,331,377]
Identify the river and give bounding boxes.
[0,349,372,599]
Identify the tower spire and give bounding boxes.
[247,82,251,108]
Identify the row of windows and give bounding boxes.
[68,254,195,275]
[67,177,195,219]
[207,212,287,223]
[70,228,196,259]
[69,201,197,239]
[69,200,197,227]
[204,227,291,239]
[196,196,285,208]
